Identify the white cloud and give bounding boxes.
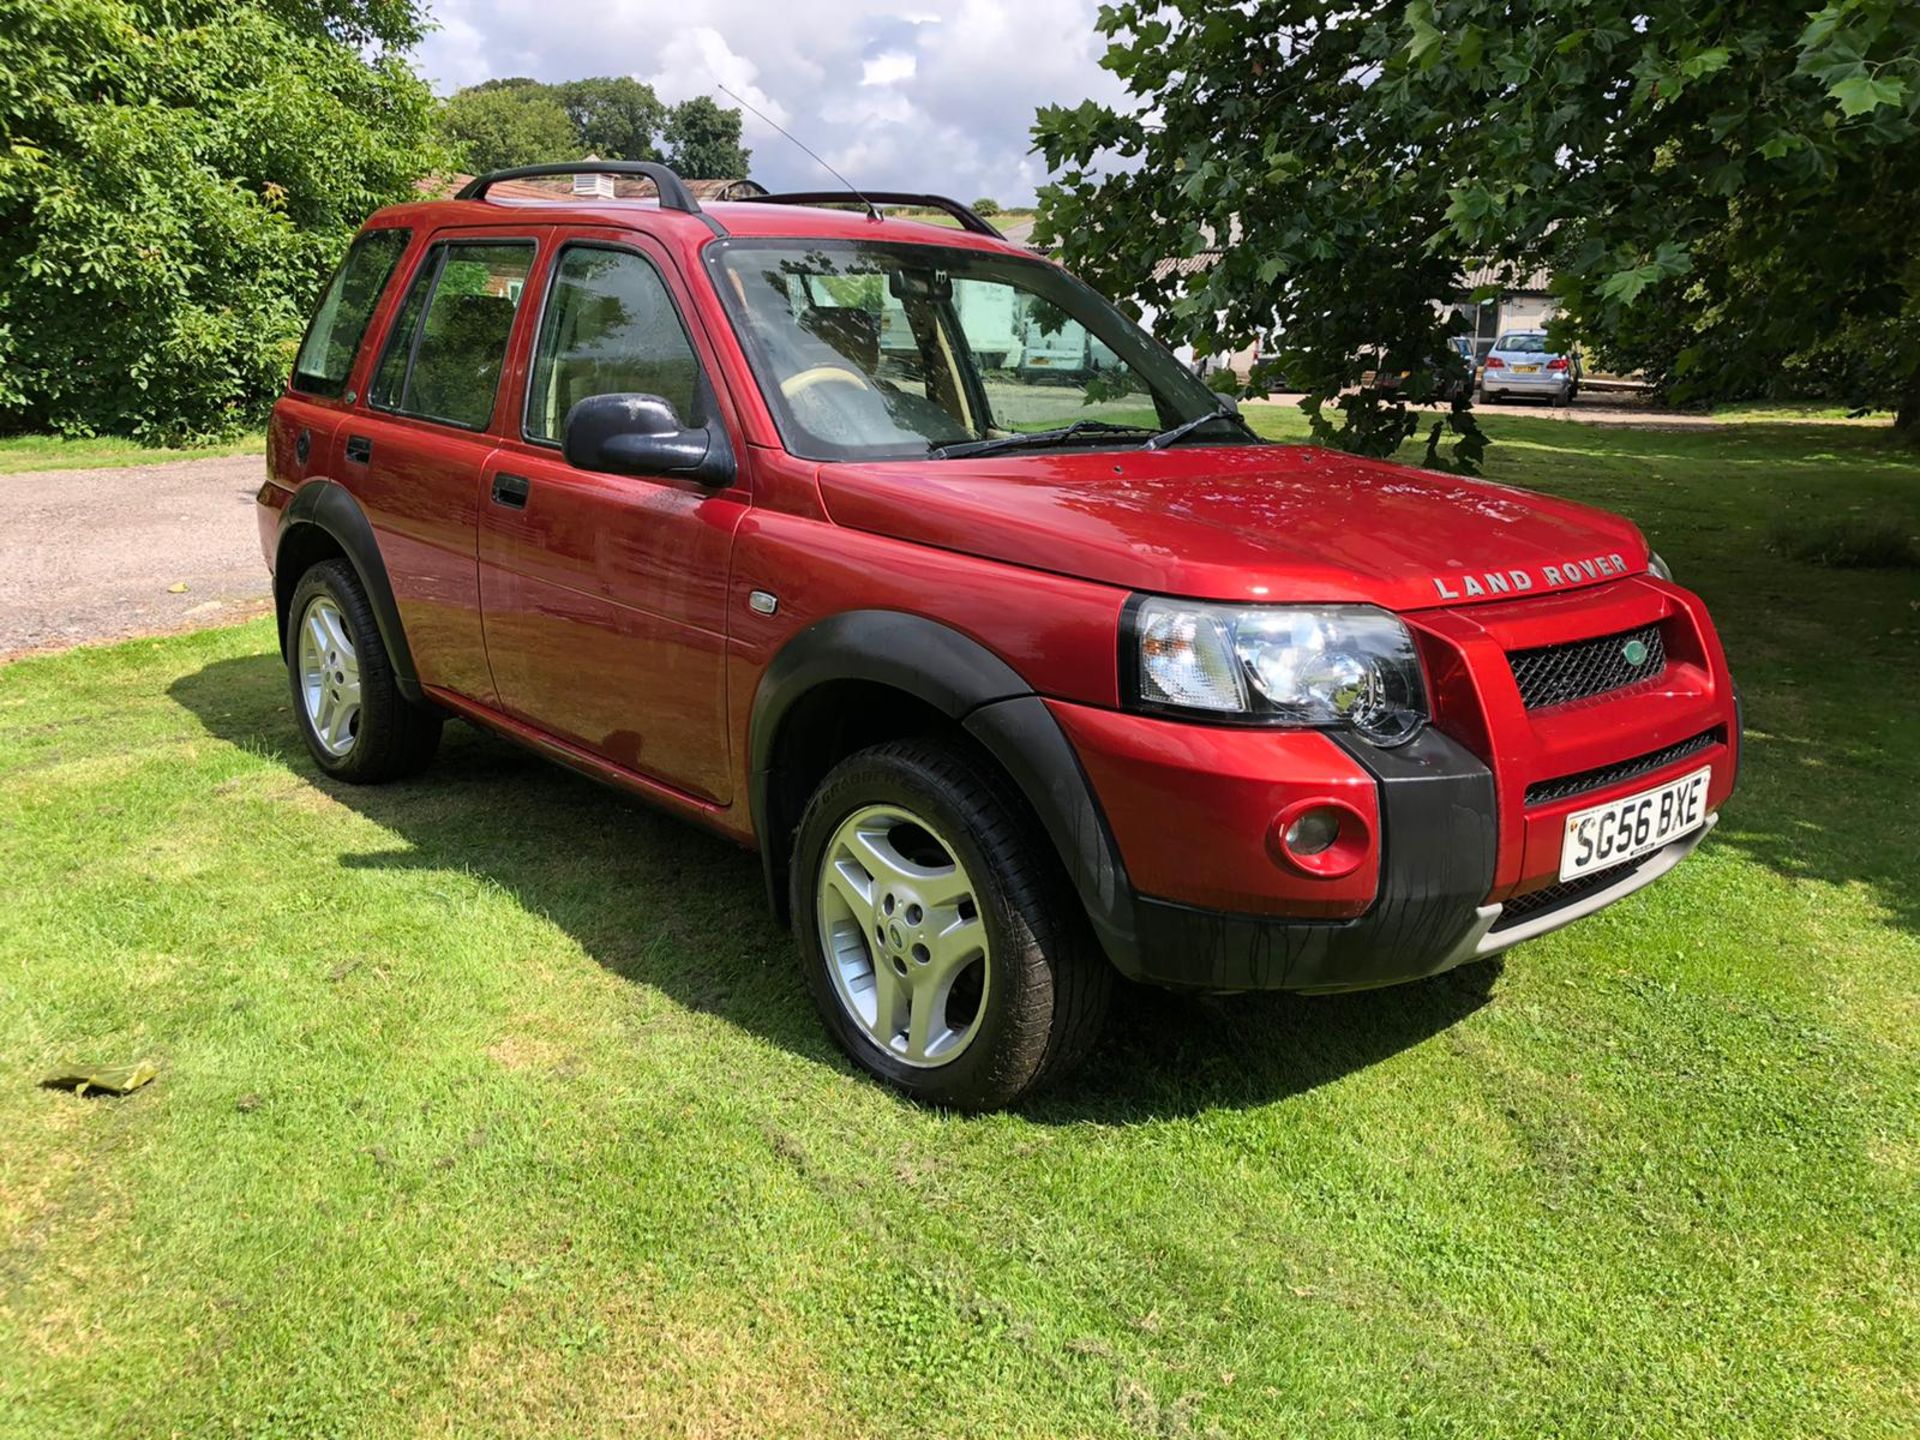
[860,50,916,87]
[410,0,1124,204]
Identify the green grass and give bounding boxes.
[0,430,264,475]
[2,414,1918,1437]
[1705,400,1888,422]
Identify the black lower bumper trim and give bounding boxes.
[1123,727,1499,992]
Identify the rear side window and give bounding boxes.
[291,229,410,396]
[368,241,535,430]
[525,245,704,443]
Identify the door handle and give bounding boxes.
[491,473,530,509]
[344,434,372,464]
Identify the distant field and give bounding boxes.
[2,411,1916,1436]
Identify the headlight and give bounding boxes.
[1646,550,1673,582]
[1127,598,1429,746]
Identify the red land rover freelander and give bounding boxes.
[260,163,1740,1110]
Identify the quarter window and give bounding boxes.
[526,246,704,443]
[291,228,410,396]
[369,241,535,430]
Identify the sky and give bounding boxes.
[410,0,1127,205]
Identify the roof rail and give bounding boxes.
[456,162,705,217]
[750,191,1004,238]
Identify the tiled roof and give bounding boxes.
[1462,261,1552,293]
[1151,251,1223,282]
[417,172,767,202]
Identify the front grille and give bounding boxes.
[1525,728,1721,807]
[1491,856,1647,932]
[1508,623,1667,709]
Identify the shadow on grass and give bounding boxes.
[169,650,1496,1120]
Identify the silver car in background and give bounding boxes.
[1477,330,1580,404]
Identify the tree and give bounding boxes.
[0,0,442,441]
[972,197,1001,216]
[439,83,579,174]
[1034,1,1920,461]
[556,77,666,162]
[663,96,750,178]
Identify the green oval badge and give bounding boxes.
[1622,638,1651,666]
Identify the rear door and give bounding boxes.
[477,230,749,804]
[272,226,414,498]
[341,228,546,704]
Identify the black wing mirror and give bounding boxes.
[562,393,735,487]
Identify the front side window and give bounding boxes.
[291,228,410,396]
[711,239,1241,462]
[526,246,704,443]
[368,241,535,430]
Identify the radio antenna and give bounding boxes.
[717,84,882,222]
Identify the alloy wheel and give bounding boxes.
[297,594,362,758]
[815,803,991,1068]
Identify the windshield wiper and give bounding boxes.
[1143,406,1259,451]
[930,420,1156,461]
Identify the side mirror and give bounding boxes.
[562,393,735,487]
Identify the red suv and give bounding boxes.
[260,163,1739,1109]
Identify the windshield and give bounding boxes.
[1497,333,1551,354]
[709,239,1241,462]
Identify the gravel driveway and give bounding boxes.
[0,454,272,659]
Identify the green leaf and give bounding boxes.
[1404,1,1444,68]
[1681,47,1731,80]
[1829,73,1906,118]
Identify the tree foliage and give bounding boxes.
[439,83,579,173]
[662,96,751,179]
[1035,0,1920,463]
[0,0,442,441]
[438,79,743,177]
[555,78,666,162]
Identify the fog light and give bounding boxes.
[1283,807,1342,856]
[1268,798,1371,879]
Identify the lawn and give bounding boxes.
[2,412,1916,1437]
[0,431,265,476]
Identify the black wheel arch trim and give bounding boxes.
[275,480,422,702]
[748,610,1140,964]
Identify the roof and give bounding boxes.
[1462,261,1552,293]
[418,172,767,203]
[1152,252,1223,282]
[370,192,1033,257]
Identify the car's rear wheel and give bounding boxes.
[286,559,441,783]
[790,738,1110,1110]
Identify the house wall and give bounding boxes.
[1498,293,1556,333]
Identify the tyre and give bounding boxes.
[1477,387,1497,404]
[790,738,1111,1110]
[286,559,441,783]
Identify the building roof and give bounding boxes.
[1462,261,1552,294]
[1151,252,1223,283]
[418,172,768,203]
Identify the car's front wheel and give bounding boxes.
[790,738,1110,1110]
[286,559,441,783]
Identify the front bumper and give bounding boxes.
[1037,578,1739,992]
[1133,812,1716,992]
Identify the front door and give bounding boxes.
[477,235,748,804]
[341,230,543,704]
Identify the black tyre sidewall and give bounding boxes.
[285,559,436,783]
[790,746,1063,1110]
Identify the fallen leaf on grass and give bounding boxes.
[40,1060,159,1096]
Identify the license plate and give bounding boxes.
[1513,364,1540,374]
[1560,767,1709,881]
